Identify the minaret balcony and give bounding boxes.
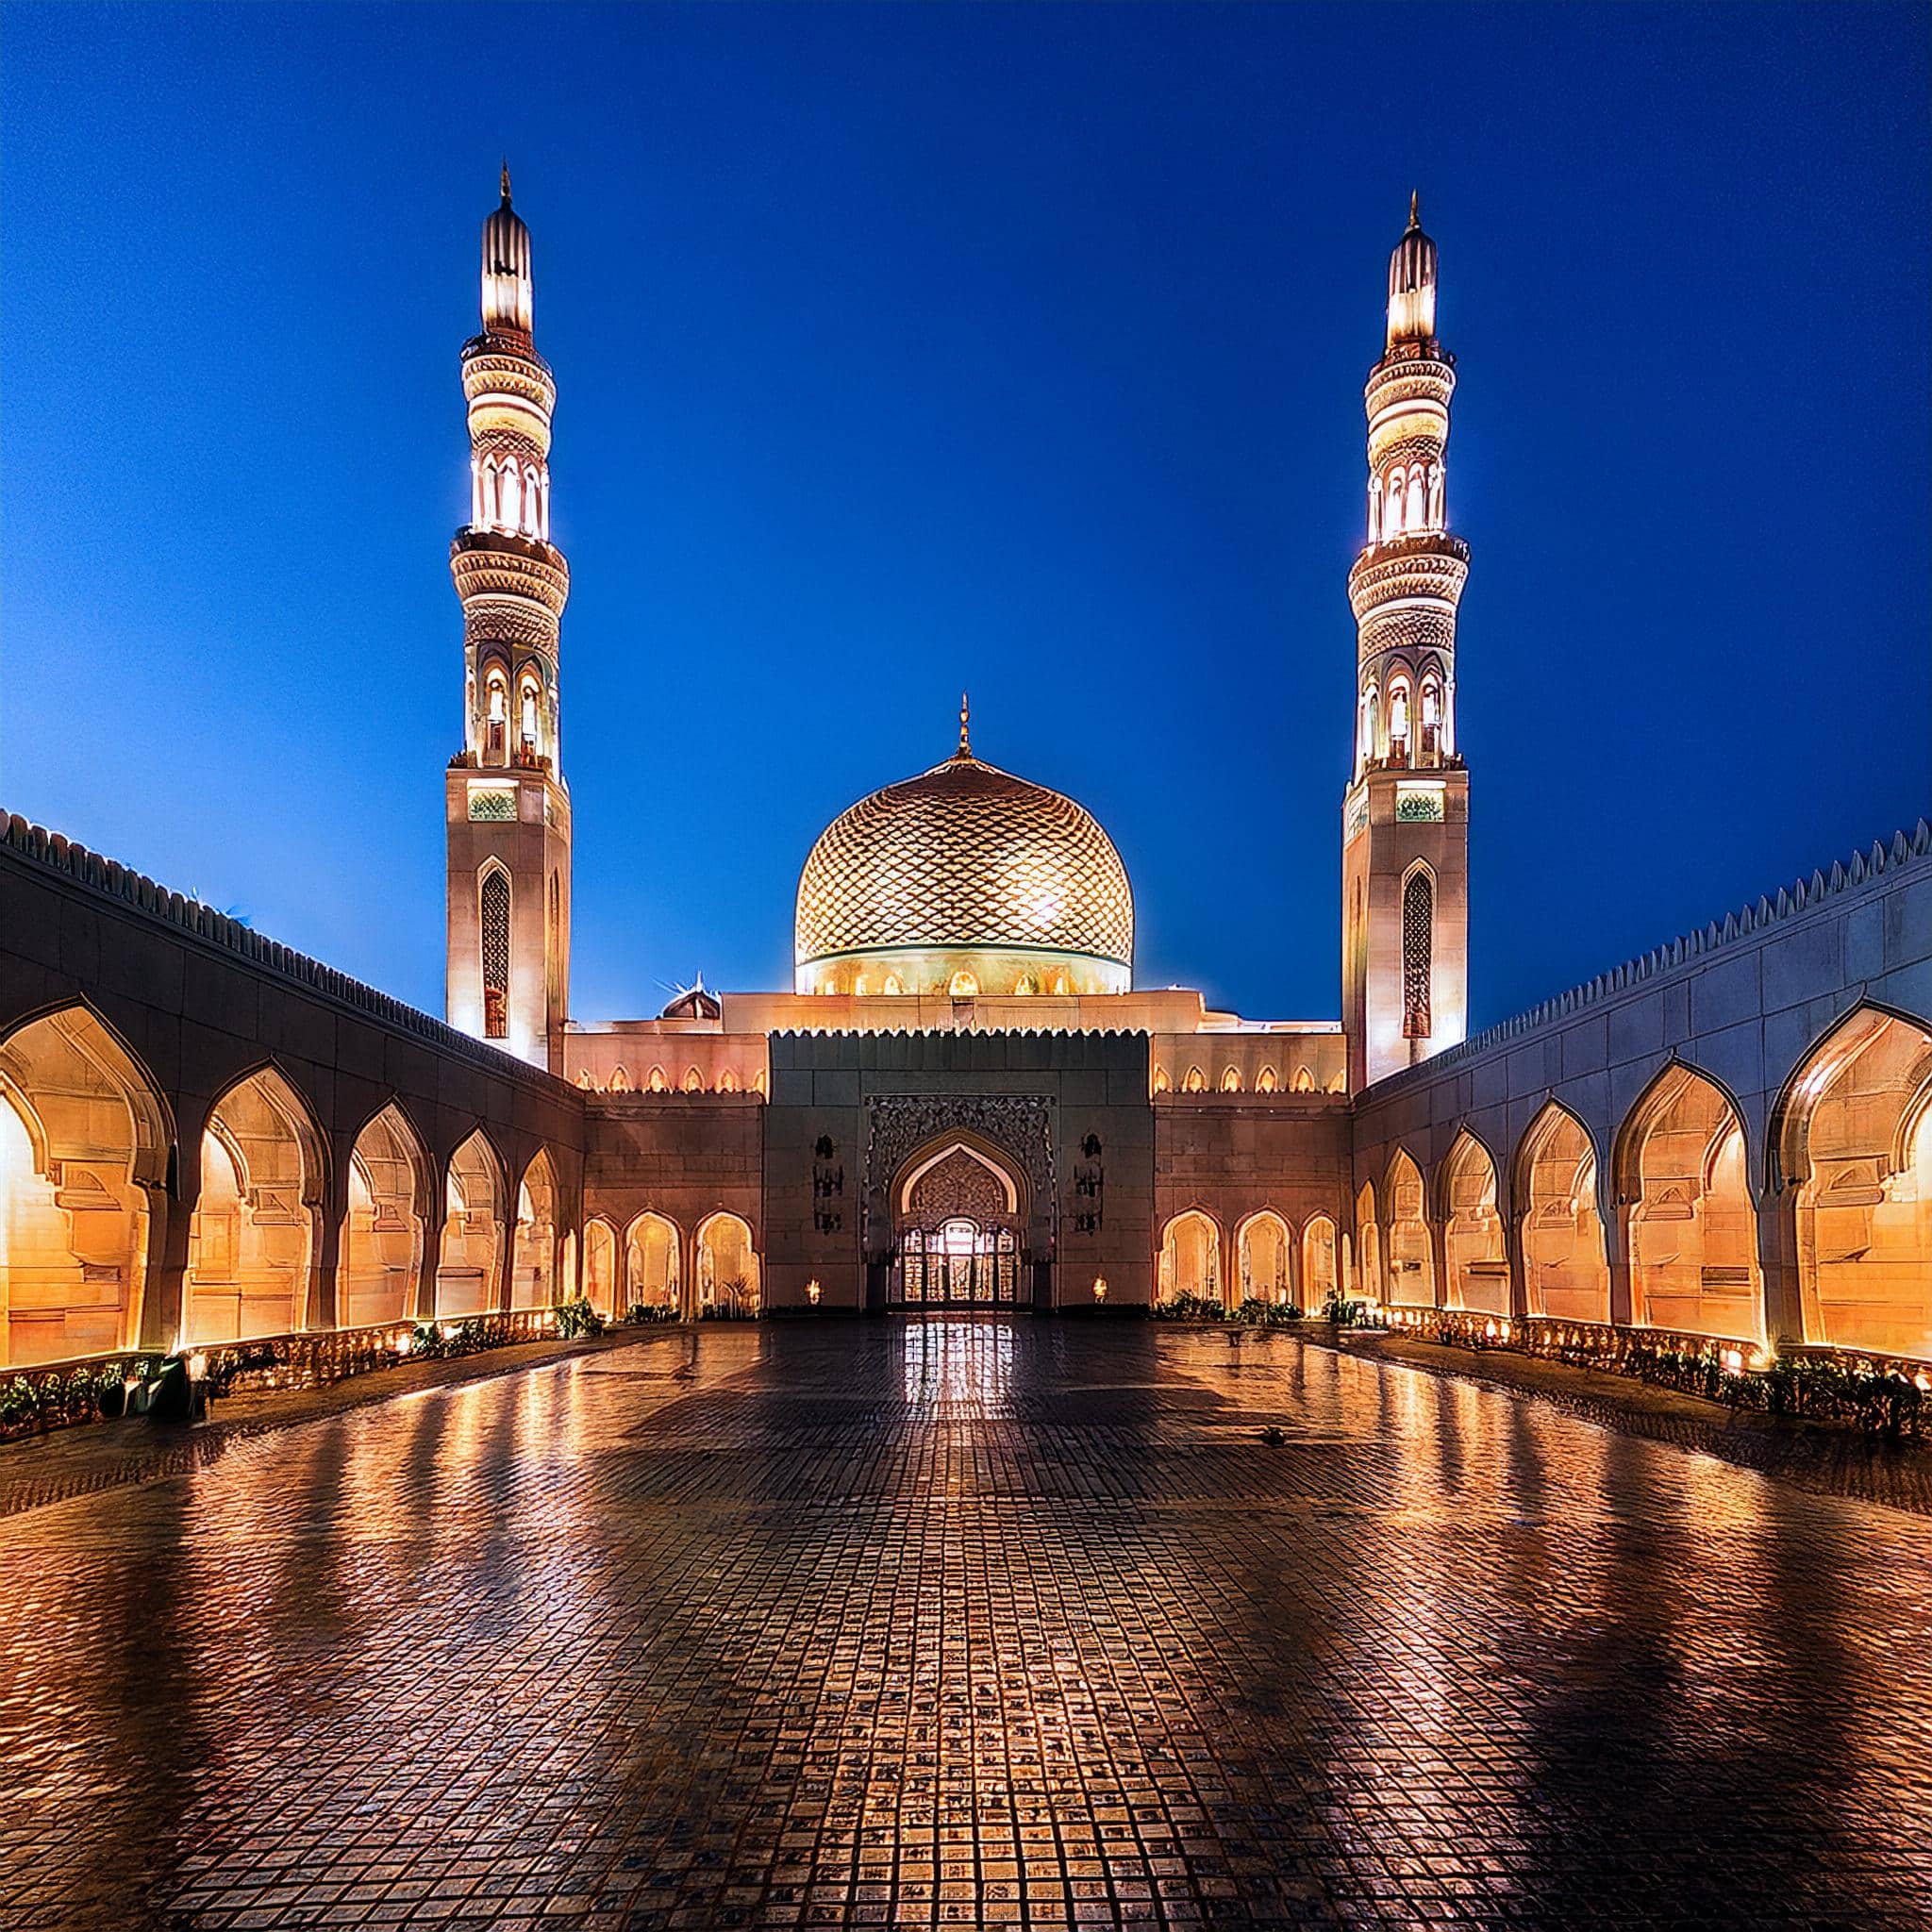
[450,528,570,616]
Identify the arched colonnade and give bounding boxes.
[0,1002,601,1367]
[1338,1006,1932,1357]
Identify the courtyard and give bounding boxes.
[2,1322,1929,1929]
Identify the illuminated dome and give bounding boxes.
[795,715,1133,997]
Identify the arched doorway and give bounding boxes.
[625,1211,682,1314]
[1158,1209,1222,1307]
[436,1130,506,1317]
[1440,1131,1507,1314]
[1619,1065,1761,1339]
[583,1218,619,1316]
[1778,1007,1932,1357]
[340,1102,429,1327]
[510,1150,558,1309]
[892,1140,1024,1307]
[184,1067,327,1344]
[695,1211,759,1315]
[1237,1210,1293,1307]
[1517,1103,1609,1322]
[1355,1182,1381,1303]
[0,1005,171,1365]
[1302,1214,1340,1309]
[1385,1151,1436,1307]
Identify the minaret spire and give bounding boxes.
[1341,201,1470,1089]
[958,691,972,757]
[1407,188,1420,230]
[446,175,573,1072]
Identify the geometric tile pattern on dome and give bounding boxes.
[795,753,1134,965]
[2,1320,1930,1931]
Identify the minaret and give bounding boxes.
[1341,194,1470,1090]
[444,165,572,1072]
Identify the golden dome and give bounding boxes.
[795,734,1133,996]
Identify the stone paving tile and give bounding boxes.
[1,1320,1929,1930]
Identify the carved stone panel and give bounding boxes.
[862,1093,1055,1256]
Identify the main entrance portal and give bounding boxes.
[891,1141,1024,1308]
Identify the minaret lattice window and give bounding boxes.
[1402,870,1433,1039]
[480,870,510,1039]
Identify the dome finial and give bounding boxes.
[500,158,513,205]
[958,691,972,757]
[1407,188,1420,231]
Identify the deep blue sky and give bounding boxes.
[4,4,1927,1028]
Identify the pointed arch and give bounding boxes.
[1774,1004,1932,1356]
[582,1216,620,1316]
[1302,1213,1340,1308]
[695,1210,759,1314]
[896,1137,1023,1219]
[1158,1208,1221,1307]
[608,1065,630,1093]
[1236,1209,1293,1307]
[1516,1101,1609,1323]
[1439,1129,1507,1314]
[1292,1065,1315,1093]
[510,1148,559,1309]
[1256,1066,1277,1094]
[0,1003,172,1365]
[1151,1064,1171,1096]
[646,1065,668,1093]
[718,1068,740,1093]
[1384,1148,1435,1307]
[682,1067,704,1093]
[1355,1180,1382,1304]
[1220,1066,1242,1092]
[340,1101,430,1328]
[185,1064,328,1344]
[1617,1063,1761,1339]
[437,1128,506,1317]
[623,1210,681,1313]
[1182,1066,1207,1094]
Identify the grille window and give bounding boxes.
[1402,871,1432,1039]
[481,871,510,1039]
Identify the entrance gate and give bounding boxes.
[897,1218,1020,1307]
[890,1141,1025,1309]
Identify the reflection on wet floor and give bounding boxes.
[2,1318,1930,1929]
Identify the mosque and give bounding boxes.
[0,178,1926,1368]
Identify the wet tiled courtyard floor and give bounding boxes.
[3,1320,1930,1930]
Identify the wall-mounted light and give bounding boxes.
[1091,1275,1108,1303]
[807,1278,822,1307]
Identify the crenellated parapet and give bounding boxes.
[1373,821,1932,1089]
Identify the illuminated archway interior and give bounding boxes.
[340,1104,426,1328]
[437,1132,505,1317]
[1787,1009,1932,1357]
[1624,1067,1761,1339]
[0,1008,166,1366]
